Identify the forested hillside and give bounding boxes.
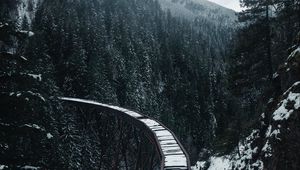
[193,0,300,169]
[158,0,236,26]
[1,0,300,169]
[0,0,235,168]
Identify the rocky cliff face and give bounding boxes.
[192,32,300,170]
[231,32,300,170]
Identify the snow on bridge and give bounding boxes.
[59,97,190,170]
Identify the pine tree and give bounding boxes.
[0,20,60,168]
[239,0,275,79]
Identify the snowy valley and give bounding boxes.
[1,0,300,169]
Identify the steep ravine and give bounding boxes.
[193,33,300,170]
[1,0,237,168]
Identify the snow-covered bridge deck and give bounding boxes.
[59,97,190,170]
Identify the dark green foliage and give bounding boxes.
[227,0,300,158]
[32,0,234,158]
[1,0,236,168]
[0,20,62,169]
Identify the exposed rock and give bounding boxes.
[278,45,300,92]
[231,33,300,170]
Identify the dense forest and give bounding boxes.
[0,0,300,169]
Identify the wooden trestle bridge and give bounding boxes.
[60,97,191,170]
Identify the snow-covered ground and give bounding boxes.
[193,80,300,170]
[273,91,300,120]
[192,156,231,170]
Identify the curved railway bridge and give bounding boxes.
[60,97,191,170]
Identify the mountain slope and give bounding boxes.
[1,0,237,168]
[192,33,300,170]
[157,0,236,26]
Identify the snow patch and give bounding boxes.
[271,129,281,140]
[268,97,274,104]
[287,46,300,61]
[192,156,231,170]
[10,91,46,101]
[283,81,300,96]
[207,156,231,170]
[20,73,42,81]
[265,125,272,137]
[19,30,35,37]
[0,22,9,28]
[252,160,264,170]
[27,73,42,81]
[273,72,279,79]
[272,91,300,121]
[46,133,53,139]
[27,91,45,101]
[192,161,206,170]
[22,124,45,131]
[262,140,272,157]
[20,165,40,170]
[0,165,8,170]
[20,56,28,61]
[231,129,262,169]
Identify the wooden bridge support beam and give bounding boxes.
[60,97,191,170]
